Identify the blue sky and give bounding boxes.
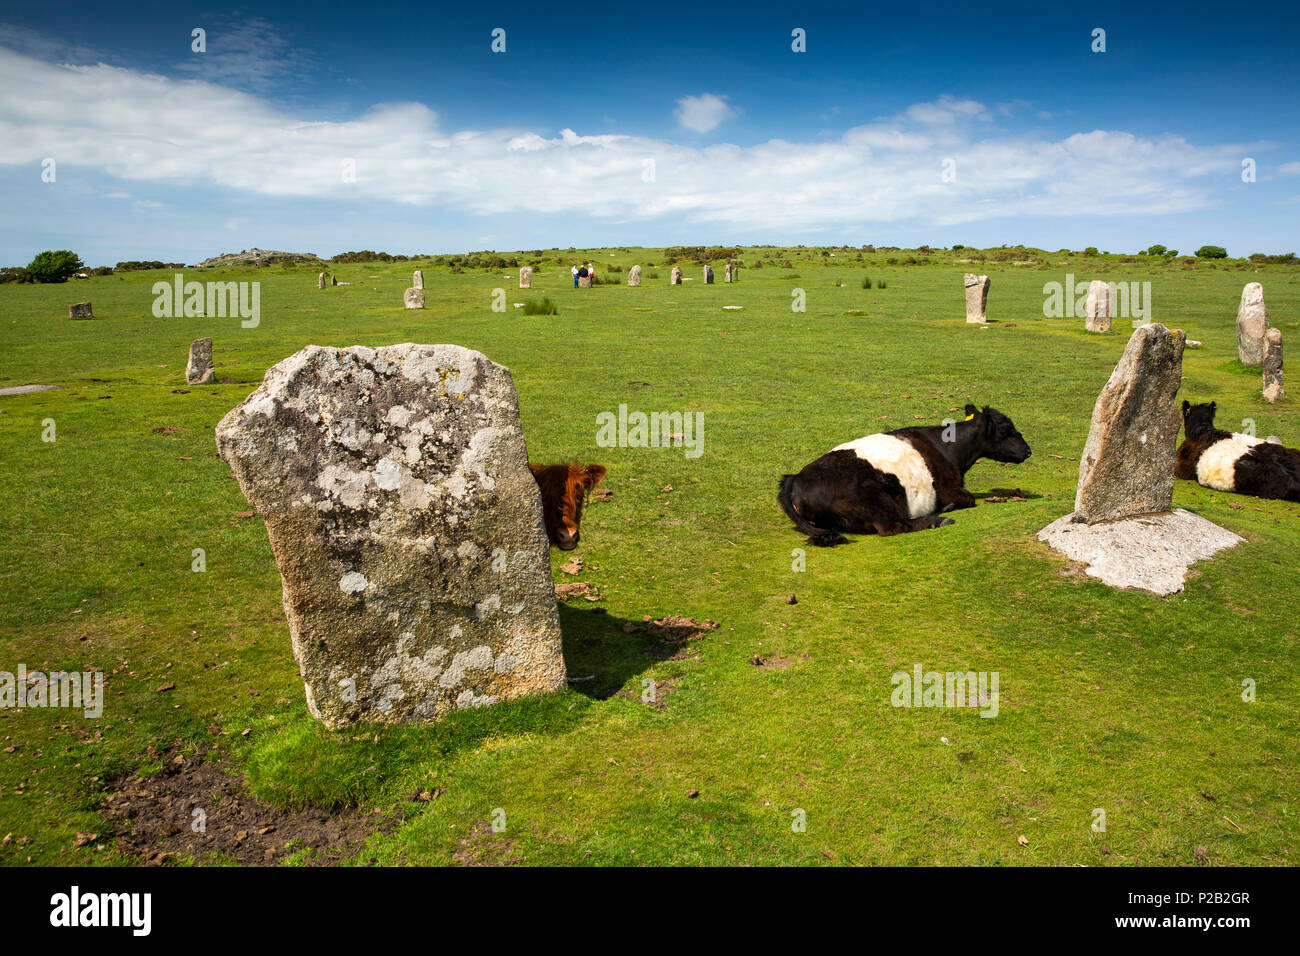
[1,0,1297,265]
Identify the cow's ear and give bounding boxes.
[964,403,978,416]
[1182,400,1190,414]
[582,464,607,488]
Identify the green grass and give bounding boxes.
[1,247,1297,866]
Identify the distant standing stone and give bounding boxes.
[578,276,591,288]
[964,274,989,324]
[413,270,424,290]
[1237,282,1268,366]
[518,267,531,289]
[186,336,216,386]
[331,274,339,287]
[670,267,682,285]
[703,265,714,284]
[1074,323,1186,524]
[317,273,327,290]
[724,264,733,283]
[627,265,641,287]
[214,344,566,727]
[1263,327,1285,403]
[403,288,425,309]
[68,301,93,319]
[1084,280,1112,333]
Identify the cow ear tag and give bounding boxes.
[964,414,975,421]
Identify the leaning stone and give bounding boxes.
[518,267,531,289]
[1237,282,1268,366]
[1263,327,1285,403]
[1084,280,1111,333]
[703,265,714,284]
[1037,509,1242,596]
[214,343,566,727]
[186,337,216,386]
[317,273,327,290]
[1074,323,1185,523]
[627,265,641,287]
[670,267,682,285]
[68,301,93,319]
[403,288,425,309]
[331,274,338,287]
[964,274,989,324]
[412,270,424,290]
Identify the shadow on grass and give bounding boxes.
[556,601,665,701]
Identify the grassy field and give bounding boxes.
[1,246,1297,866]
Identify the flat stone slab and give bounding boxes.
[0,384,62,395]
[1038,509,1243,596]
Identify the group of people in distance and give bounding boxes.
[571,263,595,287]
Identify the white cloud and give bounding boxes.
[674,93,734,134]
[1279,161,1300,176]
[0,46,1257,234]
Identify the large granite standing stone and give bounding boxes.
[964,274,989,324]
[1085,280,1111,333]
[215,344,566,728]
[186,337,215,385]
[670,267,682,285]
[703,265,714,284]
[724,264,733,283]
[578,276,591,288]
[1074,323,1185,523]
[518,267,531,289]
[69,301,93,319]
[403,288,425,309]
[627,265,641,287]
[1237,282,1268,366]
[1263,327,1285,403]
[317,273,327,290]
[413,270,424,290]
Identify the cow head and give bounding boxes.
[530,463,607,550]
[1181,400,1218,437]
[967,404,1031,463]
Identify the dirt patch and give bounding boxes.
[150,425,187,435]
[555,581,601,601]
[614,678,677,711]
[640,616,719,660]
[452,820,522,867]
[749,653,796,671]
[99,744,399,866]
[980,487,1027,502]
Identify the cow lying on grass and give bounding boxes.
[778,405,1031,545]
[1175,401,1300,501]
[530,463,607,550]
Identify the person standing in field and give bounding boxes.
[572,264,579,288]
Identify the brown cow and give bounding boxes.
[530,463,607,550]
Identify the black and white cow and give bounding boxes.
[778,405,1032,546]
[1175,401,1300,502]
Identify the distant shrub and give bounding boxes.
[861,276,872,289]
[116,260,185,271]
[607,264,623,273]
[1146,244,1167,256]
[951,244,965,250]
[1083,247,1099,256]
[1195,245,1228,259]
[645,270,659,279]
[521,297,557,315]
[1248,252,1298,264]
[779,259,793,269]
[28,250,84,283]
[1119,256,1138,263]
[0,267,33,284]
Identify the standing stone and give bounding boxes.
[703,265,714,284]
[214,344,566,728]
[331,274,339,287]
[724,264,733,283]
[317,273,327,290]
[627,265,641,287]
[1074,323,1186,524]
[413,270,424,290]
[1263,327,1285,403]
[68,301,93,319]
[518,267,531,289]
[670,267,682,285]
[578,275,591,288]
[1237,282,1268,366]
[964,274,990,324]
[186,337,216,386]
[1084,280,1112,333]
[403,288,425,309]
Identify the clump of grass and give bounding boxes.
[861,276,873,289]
[878,279,888,289]
[521,297,558,315]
